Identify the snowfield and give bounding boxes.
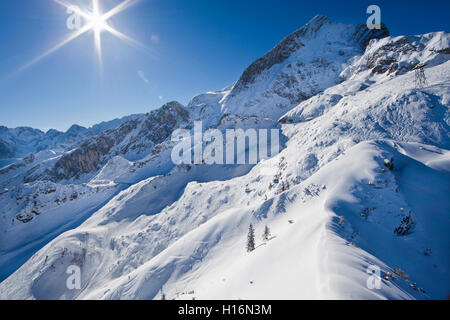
[0,15,449,300]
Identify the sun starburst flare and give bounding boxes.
[16,0,150,74]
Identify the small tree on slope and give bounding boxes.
[247,224,256,252]
[262,225,271,241]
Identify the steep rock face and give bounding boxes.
[351,23,390,49]
[121,102,189,156]
[219,15,391,120]
[50,134,119,181]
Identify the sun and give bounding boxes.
[90,13,108,33]
[88,0,108,62]
[89,0,111,34]
[16,0,151,74]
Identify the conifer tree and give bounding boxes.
[247,224,256,252]
[262,225,271,241]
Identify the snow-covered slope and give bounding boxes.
[0,102,189,281]
[1,139,448,299]
[0,16,448,299]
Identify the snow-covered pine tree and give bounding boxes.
[247,224,256,252]
[262,225,271,241]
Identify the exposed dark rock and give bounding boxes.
[16,213,33,223]
[435,47,450,54]
[121,101,190,155]
[51,133,118,180]
[351,23,390,49]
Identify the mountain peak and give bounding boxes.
[229,15,390,98]
[66,124,87,135]
[230,15,332,95]
[160,101,184,110]
[305,14,331,31]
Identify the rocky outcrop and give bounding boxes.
[366,36,424,75]
[51,134,118,180]
[121,101,190,155]
[351,23,390,49]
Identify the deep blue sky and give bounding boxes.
[0,0,449,131]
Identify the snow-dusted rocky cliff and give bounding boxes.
[0,15,449,300]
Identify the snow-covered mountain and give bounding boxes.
[0,15,449,300]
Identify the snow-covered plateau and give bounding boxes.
[0,15,448,300]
